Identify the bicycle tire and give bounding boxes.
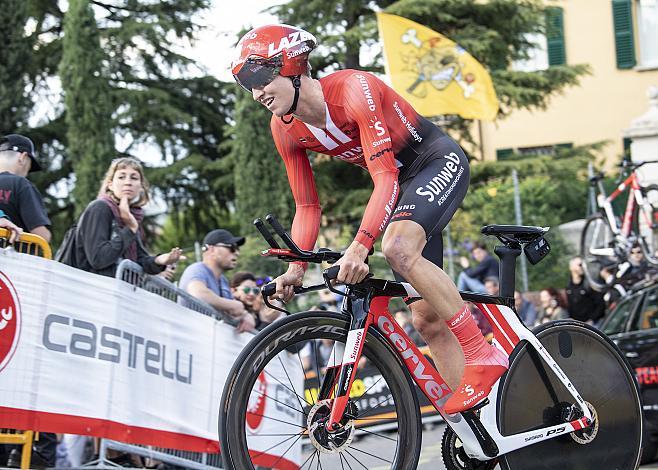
[219,310,422,470]
[580,213,618,291]
[497,320,642,470]
[635,184,658,265]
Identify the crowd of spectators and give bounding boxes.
[0,135,275,468]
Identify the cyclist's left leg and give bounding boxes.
[408,299,464,390]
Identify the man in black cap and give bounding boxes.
[179,229,256,332]
[0,134,51,242]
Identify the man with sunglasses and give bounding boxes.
[231,24,507,413]
[179,229,256,332]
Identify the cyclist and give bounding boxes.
[231,24,507,414]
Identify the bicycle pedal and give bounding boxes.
[463,398,490,413]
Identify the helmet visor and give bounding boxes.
[233,56,283,92]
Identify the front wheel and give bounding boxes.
[219,311,422,470]
[497,321,642,469]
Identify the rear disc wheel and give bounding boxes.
[498,321,642,470]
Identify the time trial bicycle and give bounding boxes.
[220,214,642,469]
[582,159,658,291]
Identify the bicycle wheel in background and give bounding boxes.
[498,321,642,470]
[580,213,618,291]
[636,184,658,265]
[219,311,422,470]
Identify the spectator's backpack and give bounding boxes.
[54,223,78,267]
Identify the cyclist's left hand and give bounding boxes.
[334,242,370,284]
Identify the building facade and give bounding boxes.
[481,0,658,166]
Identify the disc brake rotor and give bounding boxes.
[307,399,356,454]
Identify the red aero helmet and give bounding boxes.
[232,24,317,91]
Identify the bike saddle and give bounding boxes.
[481,224,549,245]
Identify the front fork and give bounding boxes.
[320,294,373,431]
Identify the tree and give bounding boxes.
[1,0,235,243]
[0,0,32,132]
[59,0,115,211]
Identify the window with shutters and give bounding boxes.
[496,144,572,160]
[546,7,566,66]
[636,0,658,68]
[511,8,564,72]
[496,148,514,161]
[612,0,636,68]
[511,33,549,72]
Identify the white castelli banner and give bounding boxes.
[0,249,303,469]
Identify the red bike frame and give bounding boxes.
[326,295,522,429]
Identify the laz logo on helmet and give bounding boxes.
[268,31,316,57]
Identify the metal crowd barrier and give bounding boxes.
[0,230,51,469]
[0,228,52,259]
[115,259,238,326]
[83,259,240,469]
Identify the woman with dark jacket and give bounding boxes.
[74,157,182,277]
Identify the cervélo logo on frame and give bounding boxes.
[0,271,21,373]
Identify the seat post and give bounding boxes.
[494,244,522,298]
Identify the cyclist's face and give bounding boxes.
[252,75,294,117]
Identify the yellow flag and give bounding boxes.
[376,12,499,121]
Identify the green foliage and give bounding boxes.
[270,0,398,71]
[2,0,231,243]
[449,145,599,290]
[59,0,115,212]
[0,0,33,131]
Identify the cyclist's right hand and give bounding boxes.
[272,264,305,302]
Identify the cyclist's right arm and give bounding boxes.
[271,119,322,299]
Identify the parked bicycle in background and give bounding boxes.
[581,159,658,291]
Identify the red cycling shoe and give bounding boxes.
[444,346,508,414]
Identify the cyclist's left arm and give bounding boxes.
[343,72,399,252]
[334,73,399,283]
